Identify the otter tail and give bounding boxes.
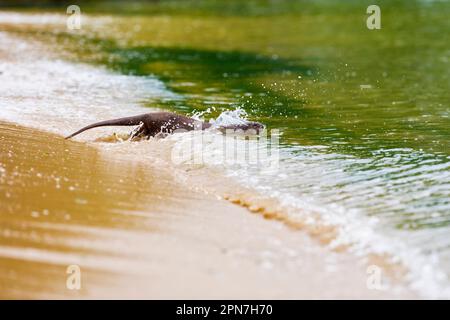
[65,114,148,139]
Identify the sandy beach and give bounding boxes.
[0,13,425,299]
[0,121,414,299]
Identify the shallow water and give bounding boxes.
[0,0,449,297]
[0,122,166,298]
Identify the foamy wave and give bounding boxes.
[0,31,178,136]
[165,107,450,298]
[220,145,450,298]
[1,13,448,299]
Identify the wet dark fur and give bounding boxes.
[65,111,264,140]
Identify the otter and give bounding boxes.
[65,111,264,140]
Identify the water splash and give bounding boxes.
[209,107,249,127]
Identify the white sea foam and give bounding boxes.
[1,13,449,299]
[0,31,177,136]
[166,106,450,298]
[0,12,68,25]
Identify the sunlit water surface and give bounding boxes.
[0,0,449,297]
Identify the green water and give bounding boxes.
[1,0,450,296]
[56,0,449,156]
[8,0,448,154]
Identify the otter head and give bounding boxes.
[244,121,265,134]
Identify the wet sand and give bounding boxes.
[0,17,416,298]
[0,122,414,299]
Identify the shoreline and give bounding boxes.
[0,25,416,298]
[0,121,414,299]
